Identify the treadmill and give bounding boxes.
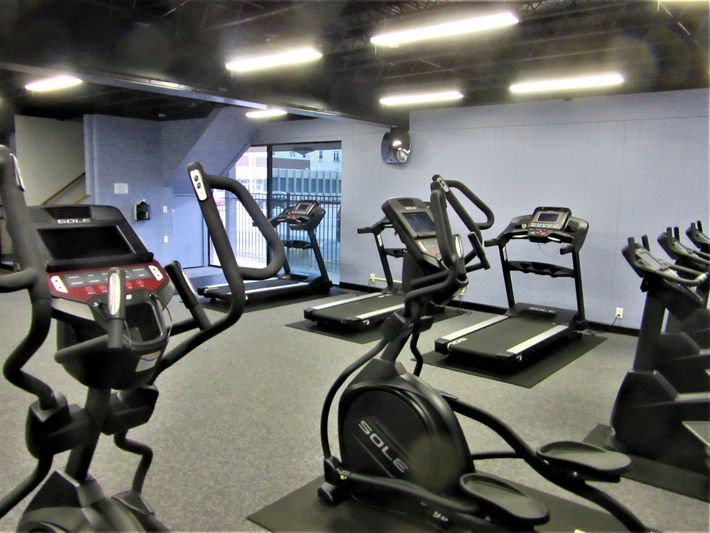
[435,206,588,371]
[304,217,406,330]
[200,199,331,303]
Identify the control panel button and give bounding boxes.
[50,275,68,294]
[148,265,164,281]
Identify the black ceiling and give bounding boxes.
[0,0,707,136]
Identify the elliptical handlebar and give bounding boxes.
[431,175,492,273]
[187,162,285,280]
[0,145,55,409]
[155,161,287,374]
[432,175,494,230]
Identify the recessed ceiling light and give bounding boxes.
[246,108,288,119]
[371,11,519,48]
[24,75,83,93]
[379,90,464,107]
[226,46,323,73]
[509,72,625,94]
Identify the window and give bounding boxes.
[208,142,342,283]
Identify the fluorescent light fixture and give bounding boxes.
[25,75,83,92]
[371,11,519,47]
[226,46,322,73]
[149,79,183,90]
[510,72,625,94]
[380,90,464,107]
[245,108,288,119]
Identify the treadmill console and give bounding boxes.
[497,206,587,249]
[527,207,571,238]
[288,201,318,218]
[273,200,325,231]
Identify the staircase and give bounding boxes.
[1,173,88,270]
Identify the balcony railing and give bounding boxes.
[211,192,341,281]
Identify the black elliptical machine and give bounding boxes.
[0,147,284,531]
[318,175,647,531]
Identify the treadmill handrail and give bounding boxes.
[357,216,393,234]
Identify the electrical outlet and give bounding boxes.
[615,307,624,319]
[163,235,169,244]
[369,273,377,283]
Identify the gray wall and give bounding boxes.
[14,115,85,205]
[3,116,85,257]
[256,89,709,328]
[84,107,256,266]
[85,114,174,264]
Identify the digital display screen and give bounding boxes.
[39,226,133,261]
[295,202,311,211]
[537,213,559,222]
[403,211,436,235]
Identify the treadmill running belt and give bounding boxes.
[445,317,569,358]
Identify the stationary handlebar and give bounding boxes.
[106,267,126,351]
[624,237,708,288]
[658,227,710,268]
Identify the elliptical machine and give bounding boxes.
[0,147,284,531]
[318,175,647,531]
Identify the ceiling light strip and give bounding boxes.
[380,90,464,107]
[226,47,322,73]
[371,11,519,47]
[510,72,625,94]
[246,108,288,119]
[25,75,83,92]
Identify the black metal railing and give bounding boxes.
[210,192,341,280]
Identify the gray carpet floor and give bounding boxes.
[0,289,708,532]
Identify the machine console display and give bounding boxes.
[38,226,134,261]
[528,207,571,231]
[402,210,437,237]
[289,201,318,217]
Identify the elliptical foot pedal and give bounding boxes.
[459,473,548,526]
[537,441,630,481]
[317,481,348,506]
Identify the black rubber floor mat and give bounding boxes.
[584,423,709,502]
[248,475,630,532]
[419,334,606,388]
[287,307,465,345]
